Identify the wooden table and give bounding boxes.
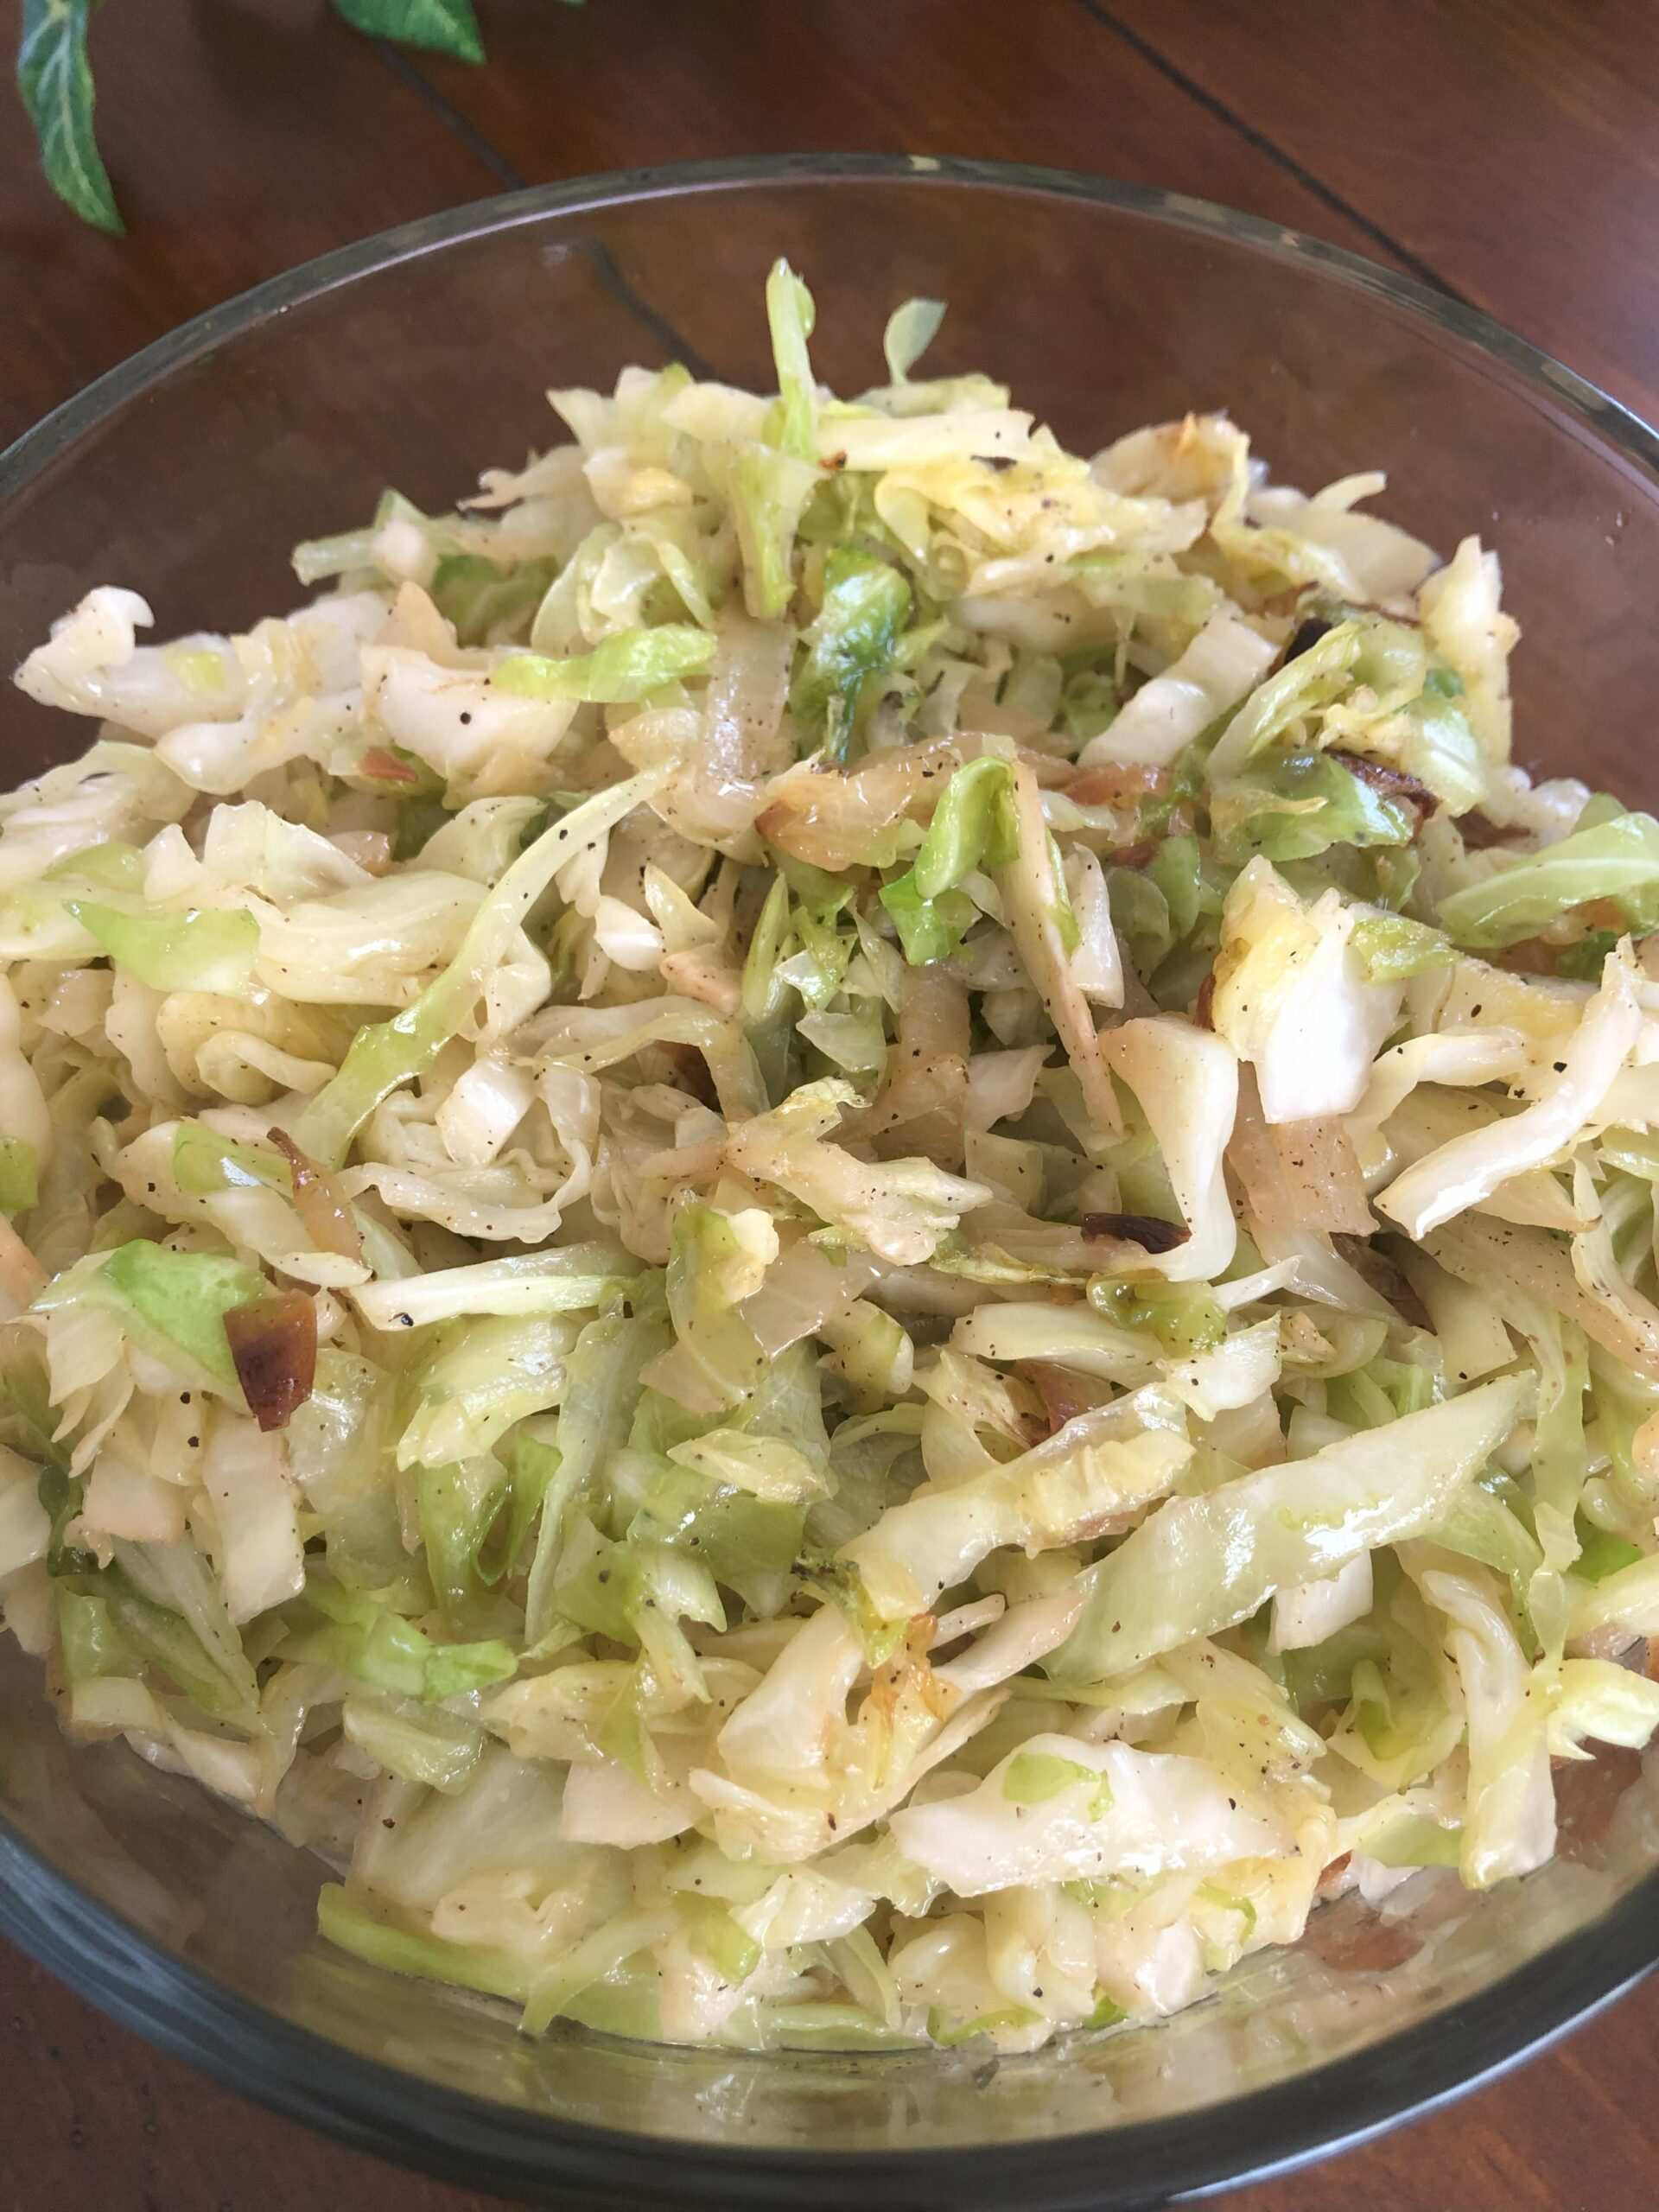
[3,3,1658,2206]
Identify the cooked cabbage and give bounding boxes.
[5,266,1656,2061]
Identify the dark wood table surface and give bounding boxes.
[3,3,1659,2206]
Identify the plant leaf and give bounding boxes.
[332,0,486,64]
[16,0,122,233]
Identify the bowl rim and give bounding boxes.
[3,149,1658,2208]
[3,1802,1656,2211]
[6,149,1659,494]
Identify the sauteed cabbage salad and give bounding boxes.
[3,266,1659,2054]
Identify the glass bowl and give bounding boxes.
[3,155,1659,2209]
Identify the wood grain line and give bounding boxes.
[1071,0,1468,299]
[358,44,739,379]
[368,37,527,191]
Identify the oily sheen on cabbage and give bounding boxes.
[3,267,1658,2056]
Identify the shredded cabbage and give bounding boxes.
[6,266,1657,2060]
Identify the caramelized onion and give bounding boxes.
[756,739,960,871]
[357,746,422,786]
[852,966,970,1166]
[269,1127,364,1263]
[1063,763,1170,810]
[671,608,793,846]
[1228,1073,1372,1236]
[226,1289,317,1432]
[1329,748,1438,818]
[1014,1359,1111,1437]
[1080,1211,1189,1255]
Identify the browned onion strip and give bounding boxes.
[269,1127,364,1263]
[1268,1117,1373,1235]
[998,760,1121,1138]
[1329,749,1439,819]
[672,608,794,847]
[852,965,971,1166]
[1080,1211,1190,1254]
[1014,1358,1113,1436]
[756,738,961,871]
[226,1289,318,1432]
[1226,1073,1373,1236]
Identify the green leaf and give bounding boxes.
[1438,810,1659,948]
[1209,753,1415,866]
[341,1691,483,1792]
[882,297,946,385]
[785,883,857,1011]
[628,1460,806,1618]
[741,873,792,1025]
[790,546,912,759]
[416,1455,510,1622]
[397,1315,569,1472]
[925,2004,1037,2048]
[1363,1813,1463,1870]
[765,258,819,462]
[17,0,121,233]
[1057,648,1120,746]
[41,840,144,893]
[1001,1750,1113,1816]
[494,625,716,703]
[483,1431,560,1587]
[37,1456,92,1578]
[878,870,975,965]
[1058,1376,1527,1680]
[1211,620,1363,772]
[295,773,664,1166]
[1046,830,1082,957]
[104,1578,251,1716]
[394,800,453,863]
[172,1122,291,1200]
[1106,865,1173,973]
[525,1306,669,1643]
[1557,928,1621,982]
[110,1243,263,1389]
[56,1586,136,1684]
[1278,1621,1389,1708]
[1088,1276,1225,1357]
[1145,832,1209,944]
[34,1242,265,1394]
[721,443,821,621]
[912,758,1017,900]
[330,0,486,65]
[2,1357,87,1574]
[318,1885,531,2002]
[281,1574,516,1700]
[677,1892,762,1986]
[1569,1519,1645,1584]
[664,1201,768,1407]
[431,554,557,646]
[0,1138,38,1217]
[64,901,259,993]
[556,1521,725,1648]
[1349,908,1454,984]
[291,525,378,589]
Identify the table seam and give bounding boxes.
[1071,0,1468,301]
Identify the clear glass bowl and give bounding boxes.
[3,155,1658,2209]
